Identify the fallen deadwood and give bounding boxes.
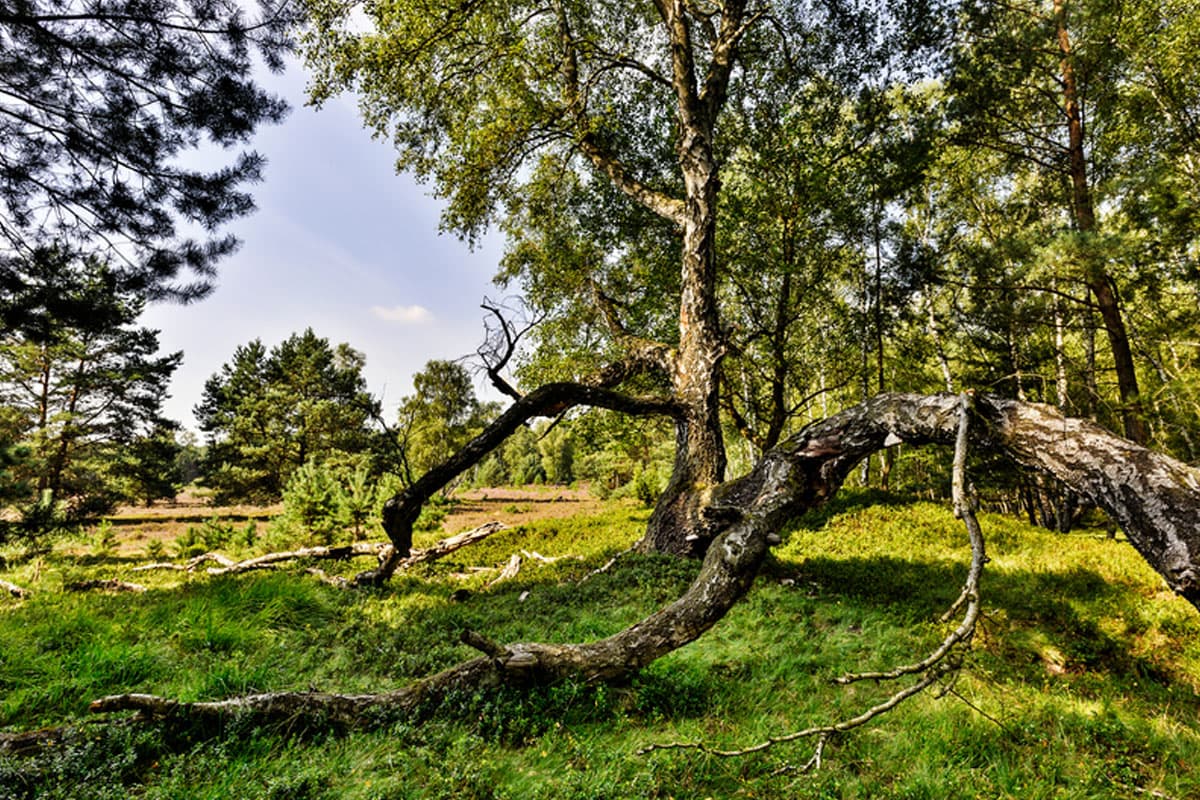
[74,395,1200,736]
[123,523,508,581]
[130,552,236,573]
[641,393,990,762]
[1,578,30,598]
[205,542,390,576]
[521,549,582,564]
[64,579,147,594]
[488,553,523,586]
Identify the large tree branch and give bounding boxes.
[78,394,1200,740]
[554,1,686,226]
[361,381,682,586]
[589,281,676,376]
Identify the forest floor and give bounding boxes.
[2,489,1200,798]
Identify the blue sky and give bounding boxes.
[140,61,508,431]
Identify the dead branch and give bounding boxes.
[1,578,30,598]
[837,392,986,684]
[206,542,389,576]
[64,579,147,594]
[579,546,634,582]
[478,297,545,401]
[132,552,237,572]
[129,562,187,573]
[70,394,1200,747]
[488,553,523,586]
[520,549,582,564]
[638,667,949,760]
[120,524,508,586]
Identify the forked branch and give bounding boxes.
[643,393,989,762]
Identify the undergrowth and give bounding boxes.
[1,492,1198,798]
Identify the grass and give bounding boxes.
[1,490,1199,798]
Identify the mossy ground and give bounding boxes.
[2,490,1198,798]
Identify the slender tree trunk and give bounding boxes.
[35,344,51,496]
[928,295,954,393]
[1053,290,1069,409]
[873,206,892,490]
[1055,0,1148,444]
[764,269,793,451]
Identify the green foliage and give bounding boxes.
[275,458,391,544]
[0,1,296,295]
[196,330,382,503]
[393,360,496,490]
[0,253,182,535]
[280,461,343,544]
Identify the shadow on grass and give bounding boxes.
[790,553,1185,692]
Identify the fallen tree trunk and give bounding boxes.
[83,394,1200,730]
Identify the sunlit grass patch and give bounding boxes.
[2,491,1199,798]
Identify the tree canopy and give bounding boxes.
[0,252,181,530]
[0,0,298,304]
[196,329,381,503]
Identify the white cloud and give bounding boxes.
[372,304,433,324]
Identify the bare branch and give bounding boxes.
[838,392,986,683]
[477,297,544,400]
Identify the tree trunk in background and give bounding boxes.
[1055,0,1148,444]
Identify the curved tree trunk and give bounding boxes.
[84,394,1200,734]
[362,382,680,586]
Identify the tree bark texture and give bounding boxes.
[84,394,1200,733]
